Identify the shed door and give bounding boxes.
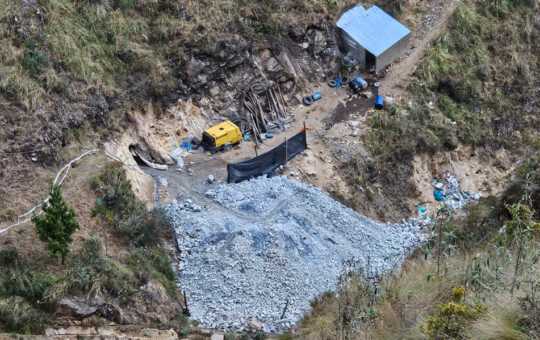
[341,32,361,61]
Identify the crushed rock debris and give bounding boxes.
[166,176,424,333]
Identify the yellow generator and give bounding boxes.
[200,120,242,154]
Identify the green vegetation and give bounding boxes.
[0,247,50,334]
[32,185,80,265]
[91,162,171,248]
[0,0,359,113]
[0,297,46,334]
[420,286,487,339]
[1,209,17,222]
[90,162,177,295]
[0,246,54,304]
[300,157,540,339]
[0,162,178,334]
[70,238,138,298]
[363,0,539,169]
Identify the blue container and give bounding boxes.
[354,77,368,90]
[312,92,322,101]
[375,95,384,110]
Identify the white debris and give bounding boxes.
[431,173,482,210]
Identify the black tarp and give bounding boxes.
[227,130,308,183]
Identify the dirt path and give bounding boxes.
[379,0,461,97]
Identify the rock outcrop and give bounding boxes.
[55,280,182,326]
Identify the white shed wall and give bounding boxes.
[374,33,410,73]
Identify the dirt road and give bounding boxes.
[379,0,461,97]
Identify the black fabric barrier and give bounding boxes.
[227,130,308,183]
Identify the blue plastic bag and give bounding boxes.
[335,78,340,88]
[181,141,192,151]
[433,190,443,201]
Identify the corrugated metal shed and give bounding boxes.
[337,5,410,57]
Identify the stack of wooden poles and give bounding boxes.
[243,86,293,145]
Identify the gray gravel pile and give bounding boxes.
[166,176,423,333]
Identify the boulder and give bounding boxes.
[112,307,127,325]
[249,320,262,331]
[311,29,327,54]
[124,280,181,325]
[55,294,105,318]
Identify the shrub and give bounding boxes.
[0,246,55,303]
[91,163,172,247]
[126,248,176,296]
[70,239,137,297]
[420,286,487,339]
[0,209,17,222]
[115,205,171,247]
[21,38,51,75]
[0,297,47,334]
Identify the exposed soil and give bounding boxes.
[330,85,379,124]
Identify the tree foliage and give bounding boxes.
[32,185,80,265]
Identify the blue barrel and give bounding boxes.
[354,77,368,90]
[375,95,384,110]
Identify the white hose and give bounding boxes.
[0,149,136,235]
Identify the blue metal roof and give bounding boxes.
[337,5,411,57]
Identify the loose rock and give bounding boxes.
[166,176,423,332]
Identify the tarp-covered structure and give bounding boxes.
[227,130,307,183]
[337,5,410,73]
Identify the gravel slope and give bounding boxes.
[166,176,423,333]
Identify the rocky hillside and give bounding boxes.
[0,0,375,155]
[1,0,540,338]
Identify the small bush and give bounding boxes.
[0,246,55,303]
[126,248,176,296]
[70,239,137,297]
[91,162,172,247]
[251,21,279,43]
[223,333,236,340]
[277,332,296,340]
[115,205,171,247]
[1,209,17,222]
[0,297,47,334]
[393,2,403,15]
[178,329,190,338]
[21,38,51,75]
[173,312,190,327]
[420,287,487,339]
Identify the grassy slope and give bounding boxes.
[0,0,358,114]
[0,162,180,334]
[299,1,540,338]
[299,154,540,340]
[368,0,539,162]
[339,0,540,212]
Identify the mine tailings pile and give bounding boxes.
[166,176,424,333]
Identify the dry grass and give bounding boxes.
[301,160,540,339]
[300,249,540,339]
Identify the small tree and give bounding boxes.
[32,185,80,265]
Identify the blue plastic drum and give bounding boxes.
[375,95,384,110]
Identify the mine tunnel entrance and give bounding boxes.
[129,145,150,167]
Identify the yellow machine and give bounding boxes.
[200,120,242,154]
